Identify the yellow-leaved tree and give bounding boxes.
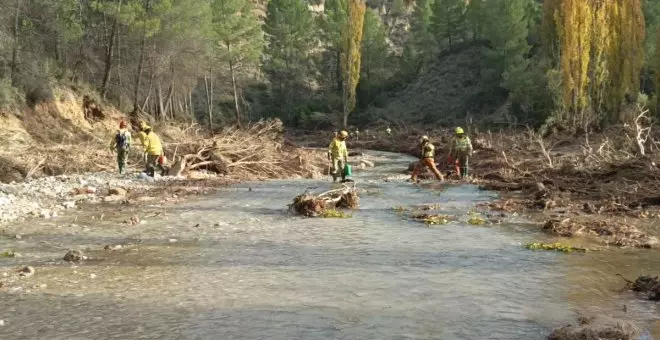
[544,0,645,129]
[558,0,592,128]
[339,0,366,128]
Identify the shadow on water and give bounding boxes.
[0,151,658,339]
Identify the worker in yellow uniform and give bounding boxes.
[410,135,444,182]
[328,130,349,182]
[448,127,473,179]
[140,123,165,177]
[136,121,149,169]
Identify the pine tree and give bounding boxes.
[262,0,317,117]
[482,0,533,114]
[465,0,486,42]
[361,8,390,82]
[430,0,466,50]
[401,0,434,77]
[321,0,348,97]
[211,0,264,127]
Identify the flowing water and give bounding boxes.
[0,151,658,339]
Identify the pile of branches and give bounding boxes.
[542,218,658,248]
[289,183,359,217]
[619,274,660,301]
[173,119,286,178]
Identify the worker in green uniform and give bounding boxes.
[448,127,473,179]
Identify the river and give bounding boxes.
[0,151,658,339]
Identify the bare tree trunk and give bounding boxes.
[132,0,150,112]
[71,0,86,82]
[133,31,147,112]
[10,0,21,86]
[204,71,213,130]
[189,91,194,117]
[227,45,241,128]
[101,0,122,100]
[157,83,164,120]
[163,85,173,118]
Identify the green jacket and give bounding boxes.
[450,136,473,157]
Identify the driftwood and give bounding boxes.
[289,183,359,217]
[174,119,286,177]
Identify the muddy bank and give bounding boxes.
[288,128,660,248]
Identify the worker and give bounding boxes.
[136,121,149,168]
[410,135,444,183]
[354,128,359,141]
[386,126,392,135]
[328,130,349,182]
[110,120,132,174]
[448,127,473,179]
[142,124,165,177]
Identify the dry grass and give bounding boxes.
[0,88,326,182]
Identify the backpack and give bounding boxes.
[115,131,129,150]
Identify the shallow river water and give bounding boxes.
[0,151,658,339]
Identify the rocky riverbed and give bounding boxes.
[0,171,220,225]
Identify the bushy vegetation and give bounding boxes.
[0,0,658,130]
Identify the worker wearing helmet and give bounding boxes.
[139,122,165,177]
[110,120,132,174]
[136,120,150,168]
[328,130,349,182]
[448,127,473,179]
[410,135,444,182]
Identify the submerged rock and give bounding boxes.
[548,315,639,340]
[63,250,84,262]
[19,266,35,277]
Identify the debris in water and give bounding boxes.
[320,209,352,218]
[19,266,34,277]
[525,242,587,253]
[289,184,358,217]
[63,249,84,262]
[547,315,639,340]
[124,215,140,225]
[411,213,454,225]
[618,274,660,301]
[467,212,487,225]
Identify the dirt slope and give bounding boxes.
[374,45,498,124]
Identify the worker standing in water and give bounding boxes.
[328,130,349,182]
[110,120,132,174]
[410,135,444,183]
[448,127,473,179]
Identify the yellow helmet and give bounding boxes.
[421,135,429,141]
[455,127,464,134]
[340,130,349,138]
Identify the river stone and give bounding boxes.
[108,187,127,196]
[19,266,35,277]
[63,250,84,262]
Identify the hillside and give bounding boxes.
[368,45,501,125]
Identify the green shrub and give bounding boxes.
[25,82,54,107]
[0,79,24,109]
